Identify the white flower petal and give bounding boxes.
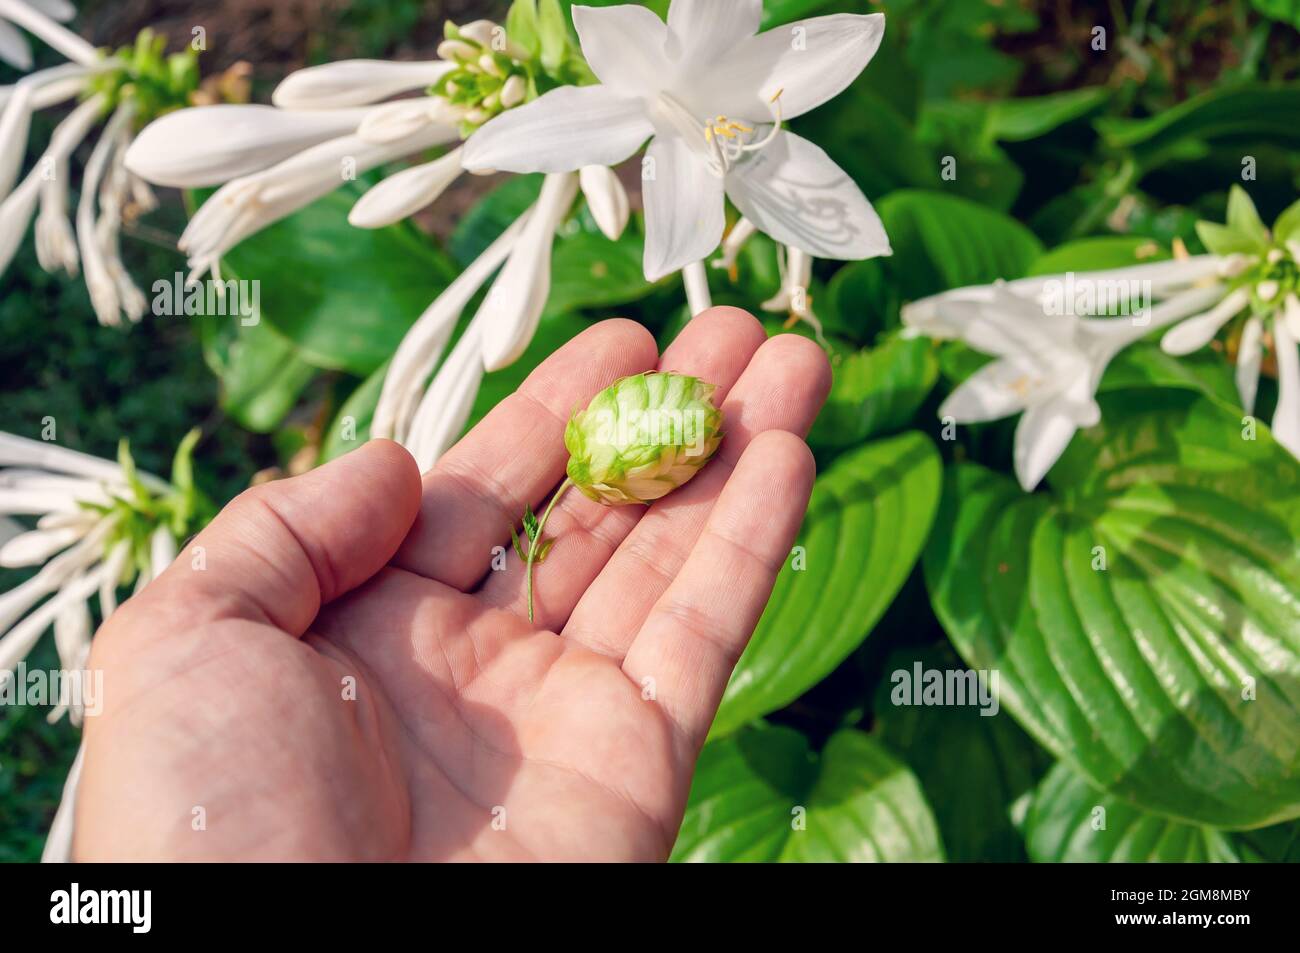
[0,431,160,488]
[0,566,101,675]
[641,132,725,282]
[666,0,762,66]
[726,130,888,262]
[77,104,135,326]
[1275,300,1300,460]
[939,357,1046,424]
[1235,315,1264,415]
[51,598,90,674]
[478,172,579,371]
[0,524,81,567]
[180,124,452,279]
[149,524,177,582]
[349,147,464,228]
[0,19,31,71]
[461,84,652,173]
[0,513,113,636]
[578,164,629,240]
[357,98,447,144]
[374,215,529,443]
[0,79,33,200]
[1159,287,1249,355]
[97,538,129,618]
[1285,293,1300,339]
[713,216,757,271]
[273,59,454,109]
[0,0,96,64]
[23,0,76,22]
[125,105,371,188]
[1013,398,1081,492]
[572,3,671,93]
[40,742,83,861]
[0,172,39,274]
[406,327,486,471]
[699,13,885,121]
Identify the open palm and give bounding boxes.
[77,309,829,861]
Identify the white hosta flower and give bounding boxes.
[904,275,1227,490]
[462,0,891,281]
[1150,187,1300,458]
[0,430,204,682]
[126,16,552,279]
[2,28,202,324]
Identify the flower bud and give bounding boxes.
[564,372,723,505]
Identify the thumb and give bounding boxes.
[129,439,422,637]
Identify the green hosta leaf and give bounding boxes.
[216,182,456,376]
[450,175,542,266]
[319,362,388,463]
[711,431,942,737]
[671,724,944,862]
[823,191,1042,332]
[759,0,840,28]
[1102,343,1239,411]
[926,392,1300,828]
[1028,236,1168,276]
[1018,762,1300,862]
[1017,762,1242,862]
[1096,85,1300,169]
[1233,819,1300,861]
[807,335,938,450]
[878,189,1044,302]
[793,86,937,198]
[544,229,655,316]
[985,87,1108,142]
[197,313,316,433]
[874,646,1051,862]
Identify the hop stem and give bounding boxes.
[526,477,572,624]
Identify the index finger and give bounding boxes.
[392,318,657,589]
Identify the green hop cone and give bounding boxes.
[564,372,723,505]
[518,372,723,622]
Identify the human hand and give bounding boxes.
[76,308,831,861]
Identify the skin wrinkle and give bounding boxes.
[245,489,339,605]
[307,633,414,849]
[706,523,790,577]
[646,597,746,671]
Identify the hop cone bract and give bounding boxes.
[564,372,722,505]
